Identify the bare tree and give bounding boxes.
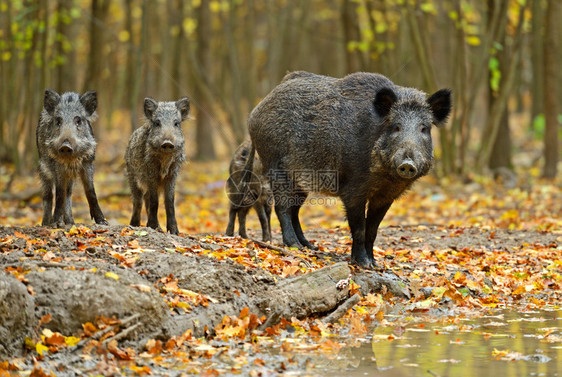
[194,0,216,160]
[83,0,110,92]
[55,0,76,92]
[542,0,560,178]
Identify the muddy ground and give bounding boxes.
[0,223,558,372]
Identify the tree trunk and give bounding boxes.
[476,0,527,172]
[82,0,110,140]
[488,110,512,170]
[83,0,110,92]
[129,0,148,133]
[341,0,362,73]
[194,0,216,161]
[17,0,41,173]
[221,3,246,144]
[542,0,560,178]
[55,0,76,92]
[529,0,544,129]
[488,10,512,171]
[168,0,184,100]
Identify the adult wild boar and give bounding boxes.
[126,97,190,235]
[36,89,107,227]
[247,71,451,267]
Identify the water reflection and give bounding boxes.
[319,310,561,377]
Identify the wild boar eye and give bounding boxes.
[74,117,82,126]
[174,121,180,128]
[55,117,62,126]
[392,124,401,133]
[421,125,430,134]
[154,120,161,127]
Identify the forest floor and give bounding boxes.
[0,148,561,376]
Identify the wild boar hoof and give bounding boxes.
[351,255,378,269]
[302,241,319,251]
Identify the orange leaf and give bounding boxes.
[129,365,151,376]
[38,314,52,327]
[44,333,65,347]
[145,339,162,355]
[29,367,50,377]
[14,231,29,240]
[512,285,526,295]
[82,322,98,337]
[107,340,134,360]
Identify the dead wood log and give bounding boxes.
[353,270,411,299]
[261,262,351,328]
[322,294,361,324]
[161,259,352,337]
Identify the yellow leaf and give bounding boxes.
[466,36,481,46]
[36,343,49,356]
[413,298,436,309]
[182,18,197,36]
[500,209,519,220]
[105,272,119,280]
[492,348,508,357]
[453,271,464,282]
[176,302,191,310]
[118,30,130,42]
[209,1,221,12]
[65,336,80,347]
[432,287,447,299]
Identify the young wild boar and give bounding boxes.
[247,71,451,267]
[225,140,272,242]
[125,97,190,235]
[36,89,107,227]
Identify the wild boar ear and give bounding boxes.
[374,87,397,118]
[144,97,158,120]
[427,89,452,126]
[176,97,190,121]
[44,89,61,114]
[80,91,98,116]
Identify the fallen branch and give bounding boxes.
[250,239,312,267]
[322,294,361,324]
[101,323,141,345]
[0,188,41,203]
[183,234,223,250]
[71,313,141,352]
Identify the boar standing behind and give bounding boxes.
[36,89,107,227]
[125,97,190,235]
[225,140,272,241]
[247,71,451,267]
